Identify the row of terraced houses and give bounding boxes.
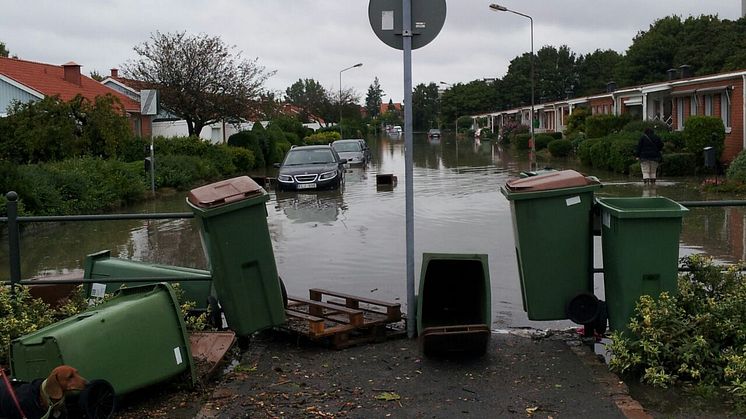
[476,66,746,163]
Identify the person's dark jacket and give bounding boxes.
[635,131,663,161]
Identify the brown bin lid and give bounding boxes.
[505,170,598,192]
[188,176,264,208]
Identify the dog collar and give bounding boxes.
[40,379,65,419]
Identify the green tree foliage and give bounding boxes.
[575,49,624,96]
[1,95,132,163]
[0,41,9,57]
[564,107,590,137]
[727,150,746,182]
[285,78,332,126]
[547,139,573,157]
[535,45,578,103]
[440,80,496,124]
[412,82,440,131]
[365,77,384,118]
[125,31,274,137]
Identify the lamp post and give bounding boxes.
[339,63,363,138]
[489,3,535,170]
[439,81,457,136]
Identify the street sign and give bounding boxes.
[368,0,446,50]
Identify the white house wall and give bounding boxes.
[0,79,41,116]
[152,120,263,144]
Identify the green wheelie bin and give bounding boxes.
[11,283,196,396]
[187,176,286,337]
[596,196,688,332]
[82,250,213,311]
[502,170,602,321]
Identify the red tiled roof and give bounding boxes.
[0,57,140,113]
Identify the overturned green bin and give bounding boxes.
[11,283,196,396]
[596,197,688,332]
[187,176,286,337]
[417,253,491,356]
[502,170,601,321]
[82,250,212,311]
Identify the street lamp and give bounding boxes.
[489,3,535,170]
[339,63,363,138]
[439,81,457,136]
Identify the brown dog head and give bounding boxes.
[45,365,88,400]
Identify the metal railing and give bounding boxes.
[1,191,211,292]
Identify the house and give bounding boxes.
[0,57,150,137]
[480,66,746,163]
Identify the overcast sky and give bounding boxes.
[1,1,743,104]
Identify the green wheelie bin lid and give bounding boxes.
[596,196,688,332]
[10,283,196,396]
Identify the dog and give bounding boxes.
[0,365,87,419]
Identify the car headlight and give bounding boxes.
[278,174,294,183]
[318,170,338,181]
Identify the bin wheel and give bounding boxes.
[592,301,608,336]
[279,276,288,309]
[207,296,222,330]
[78,379,117,419]
[566,293,601,325]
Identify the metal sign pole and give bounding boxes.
[402,0,415,339]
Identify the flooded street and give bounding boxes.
[3,133,746,330]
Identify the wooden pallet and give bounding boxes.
[282,288,403,349]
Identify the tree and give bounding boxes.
[285,78,331,125]
[412,82,439,131]
[576,49,624,97]
[0,41,9,58]
[365,77,384,118]
[124,31,274,137]
[89,70,104,82]
[535,45,578,103]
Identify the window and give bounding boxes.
[690,95,697,116]
[676,98,685,130]
[704,95,713,116]
[721,90,732,129]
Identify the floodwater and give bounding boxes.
[2,132,745,331]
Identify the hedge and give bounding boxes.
[547,139,573,157]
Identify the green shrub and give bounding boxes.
[577,138,601,166]
[661,130,686,152]
[154,135,211,157]
[304,131,340,145]
[683,116,725,165]
[607,133,639,174]
[155,155,215,190]
[534,134,554,150]
[727,150,746,182]
[608,255,746,408]
[661,153,698,176]
[115,136,149,162]
[621,119,670,134]
[223,145,256,172]
[590,139,612,170]
[227,131,265,168]
[585,114,631,139]
[513,133,531,150]
[564,107,589,137]
[0,286,55,365]
[549,132,563,140]
[547,139,573,157]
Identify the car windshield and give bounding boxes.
[284,149,336,165]
[333,142,362,152]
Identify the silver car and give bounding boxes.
[331,139,367,165]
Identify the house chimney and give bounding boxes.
[606,81,617,93]
[679,64,693,79]
[62,61,81,86]
[110,68,119,78]
[667,68,678,80]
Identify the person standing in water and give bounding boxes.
[634,127,664,184]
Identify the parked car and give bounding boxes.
[427,129,441,140]
[275,145,346,191]
[331,139,367,165]
[357,139,372,162]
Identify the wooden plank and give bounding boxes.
[288,295,364,327]
[285,308,325,335]
[308,288,402,320]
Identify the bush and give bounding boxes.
[683,116,725,166]
[227,131,265,168]
[549,132,563,140]
[661,130,686,152]
[577,138,601,166]
[513,133,531,150]
[116,136,149,162]
[590,139,612,170]
[727,150,746,182]
[534,134,554,150]
[564,107,589,137]
[547,139,573,157]
[155,155,214,190]
[621,119,670,134]
[585,114,631,139]
[608,255,746,409]
[661,153,698,176]
[0,286,55,365]
[607,133,639,174]
[154,136,210,157]
[304,131,340,145]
